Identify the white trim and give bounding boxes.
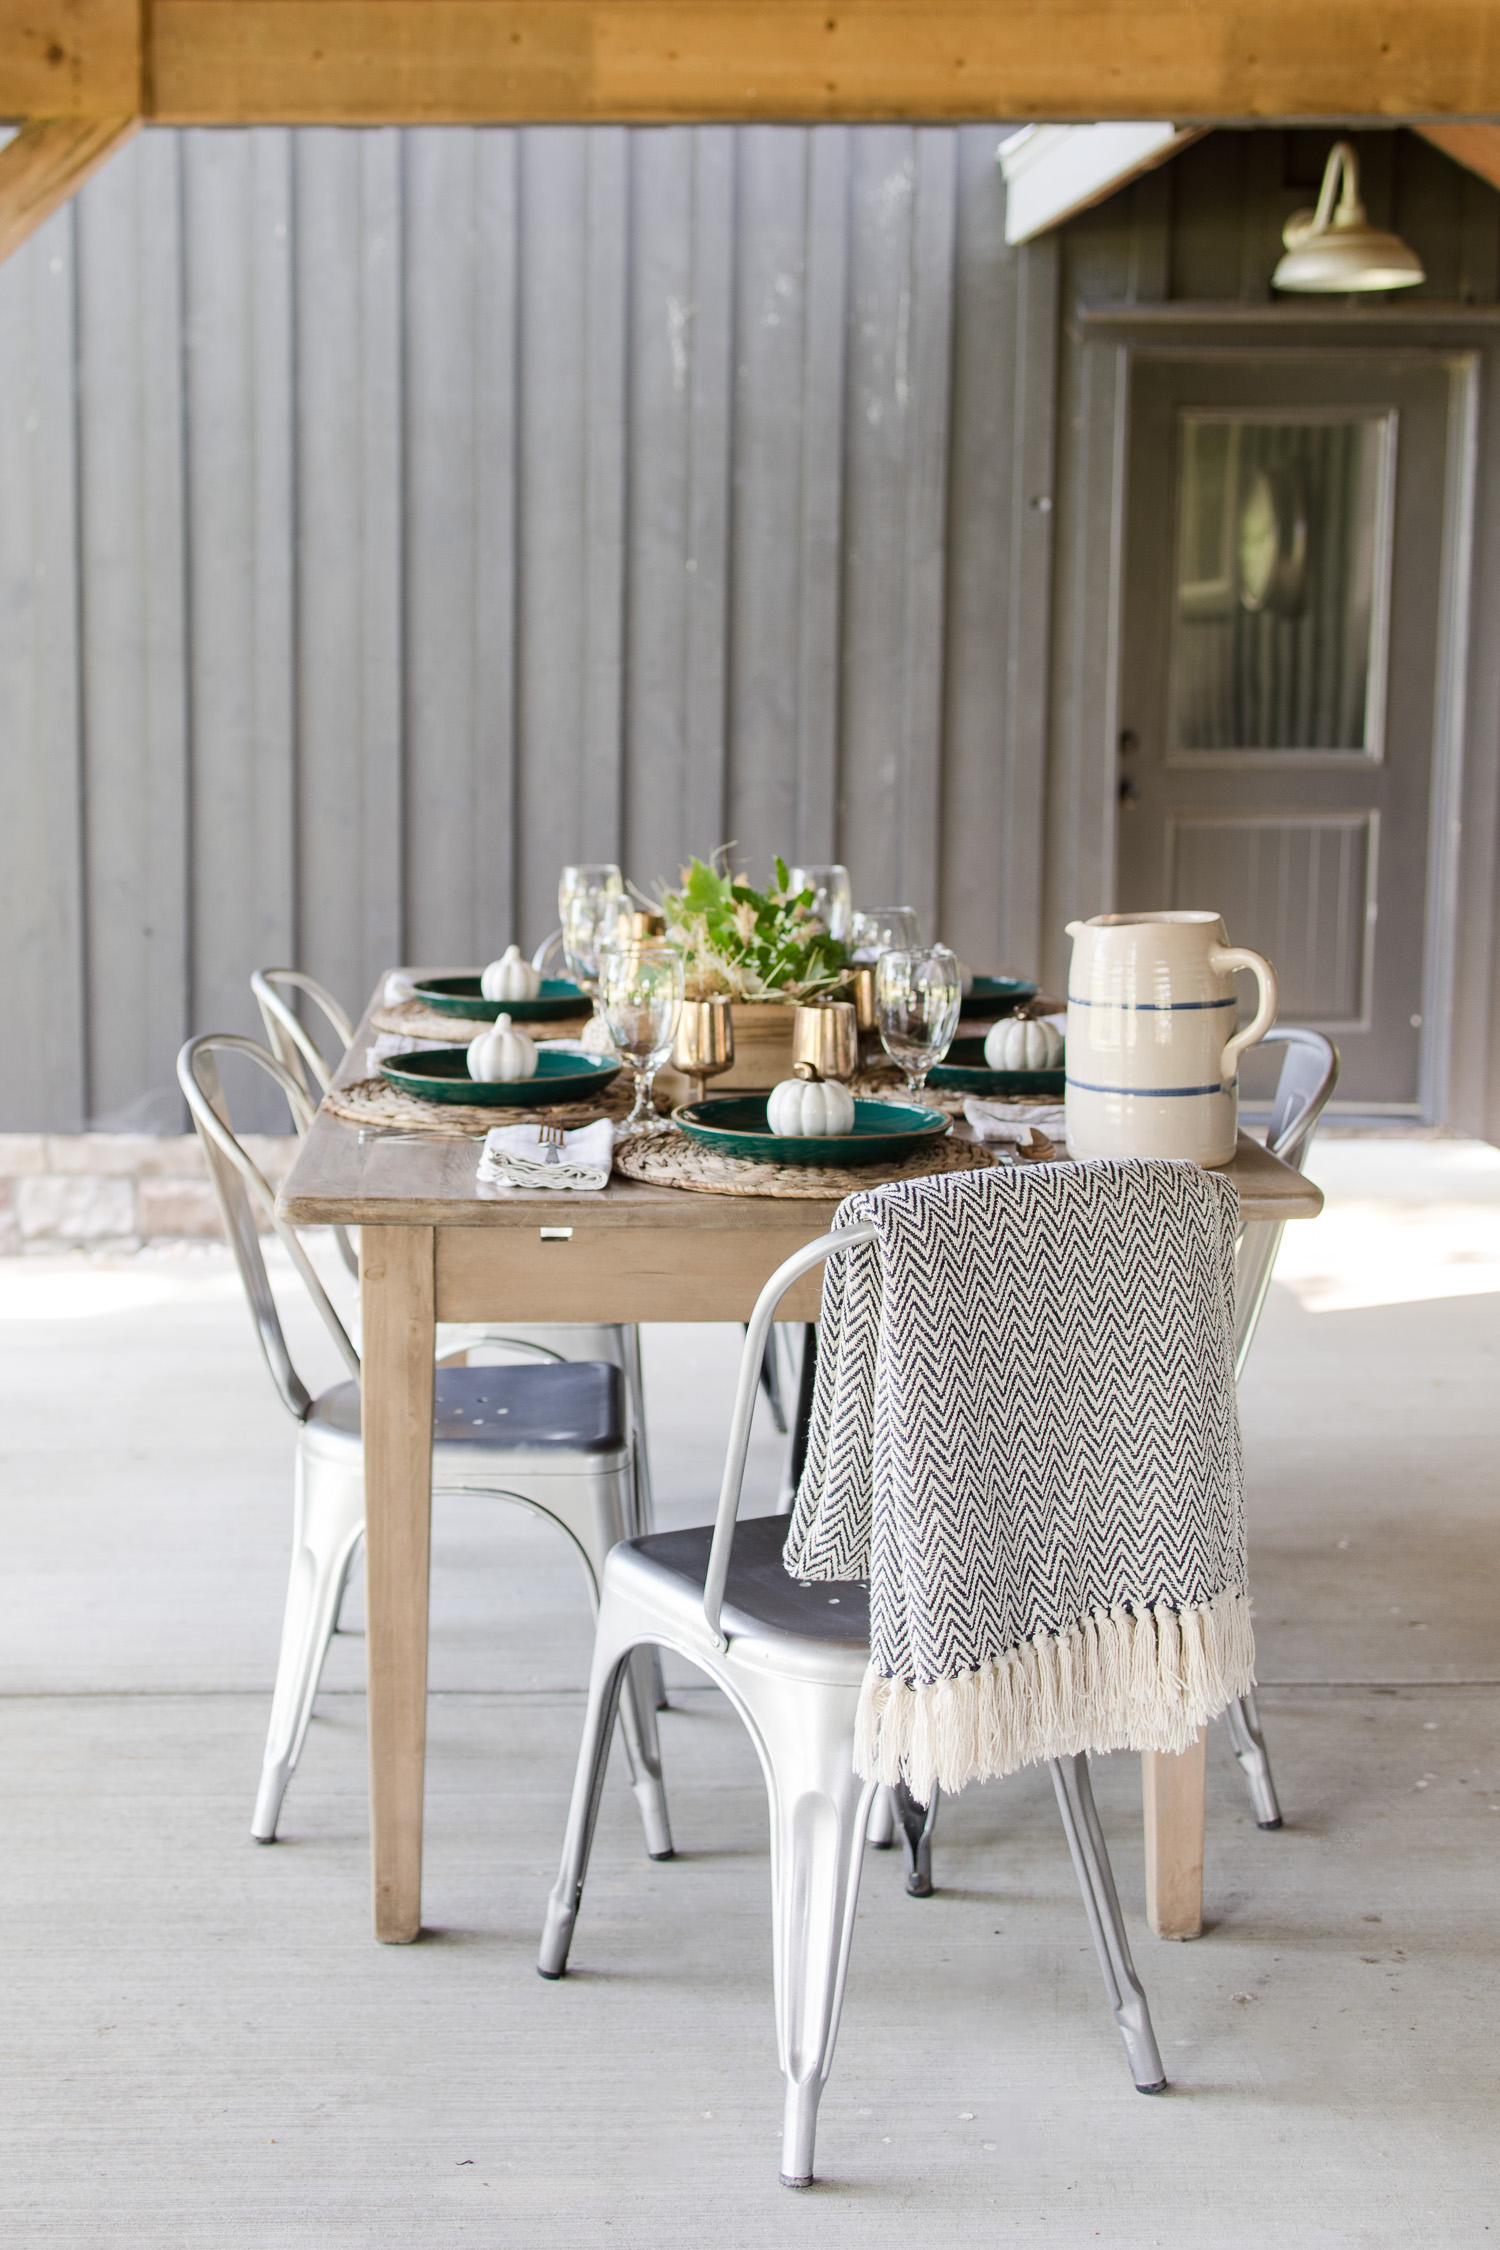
[997,123,1203,247]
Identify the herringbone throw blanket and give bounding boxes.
[784,1158,1253,1796]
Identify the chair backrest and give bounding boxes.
[177,1034,360,1420]
[531,928,566,975]
[251,970,355,1109]
[702,1223,878,1648]
[1259,1027,1340,1172]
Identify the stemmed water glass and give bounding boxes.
[562,889,630,998]
[598,944,685,1136]
[789,864,853,944]
[875,946,962,1099]
[851,906,921,960]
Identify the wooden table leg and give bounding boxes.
[360,1224,436,1943]
[1142,1729,1206,1940]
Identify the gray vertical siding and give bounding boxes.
[12,122,1492,1134]
[0,119,1044,1131]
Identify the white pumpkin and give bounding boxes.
[480,944,542,1003]
[467,1014,539,1081]
[985,1015,1064,1072]
[767,1074,857,1137]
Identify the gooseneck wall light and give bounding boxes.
[1272,140,1425,293]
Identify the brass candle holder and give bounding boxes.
[672,995,735,1100]
[844,963,877,1033]
[791,998,859,1084]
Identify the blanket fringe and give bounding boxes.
[854,1588,1256,1798]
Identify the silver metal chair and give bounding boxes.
[539,1227,1166,2190]
[872,1026,1343,1875]
[249,967,660,1551]
[1222,1025,1340,1827]
[177,1032,671,1855]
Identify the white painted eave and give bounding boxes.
[998,122,1206,246]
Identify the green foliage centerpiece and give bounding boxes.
[656,854,850,1002]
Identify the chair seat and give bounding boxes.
[626,1515,871,1646]
[310,1361,627,1454]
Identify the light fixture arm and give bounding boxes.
[1286,139,1363,250]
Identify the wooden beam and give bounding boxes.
[1416,122,1500,197]
[0,0,143,117]
[133,2,1500,129]
[0,114,138,265]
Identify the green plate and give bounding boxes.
[930,1037,1064,1098]
[959,974,1036,1021]
[411,974,590,1022]
[379,1048,621,1107]
[674,1094,950,1167]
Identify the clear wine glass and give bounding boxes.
[598,943,685,1136]
[789,863,853,944]
[562,890,630,998]
[558,863,624,925]
[875,945,962,1098]
[851,905,921,961]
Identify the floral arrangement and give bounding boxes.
[654,853,850,1003]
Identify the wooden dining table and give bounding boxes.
[278,977,1324,1947]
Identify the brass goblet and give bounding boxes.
[672,996,735,1101]
[843,963,877,1033]
[792,999,859,1084]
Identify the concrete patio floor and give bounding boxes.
[1,1139,1497,2247]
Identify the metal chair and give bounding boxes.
[868,1027,1342,1879]
[177,1032,671,1854]
[539,1226,1166,2190]
[1221,1025,1340,1827]
[249,967,660,1551]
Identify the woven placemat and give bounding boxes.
[612,1126,1001,1199]
[324,1075,635,1137]
[371,997,592,1043]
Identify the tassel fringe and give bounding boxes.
[854,1588,1256,1798]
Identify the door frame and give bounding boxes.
[1048,302,1500,1129]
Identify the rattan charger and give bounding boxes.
[612,1125,1002,1200]
[324,1074,634,1137]
[371,997,591,1043]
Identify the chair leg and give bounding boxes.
[538,1615,639,1979]
[616,1645,674,1860]
[252,1447,365,1842]
[1225,1689,1283,1829]
[1049,1754,1166,2094]
[866,1785,896,1849]
[751,1672,874,2188]
[621,1330,669,1712]
[893,1781,940,1896]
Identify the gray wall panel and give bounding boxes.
[0,203,85,1131]
[76,132,189,1131]
[0,118,1117,1128]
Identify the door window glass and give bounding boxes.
[1171,413,1392,755]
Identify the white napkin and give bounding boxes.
[383,970,419,1006]
[366,1031,449,1073]
[477,1120,614,1192]
[963,1097,1067,1151]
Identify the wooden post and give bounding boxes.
[360,1224,436,1944]
[1142,1730,1207,1941]
[0,116,139,268]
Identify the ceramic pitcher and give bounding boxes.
[1064,912,1279,1166]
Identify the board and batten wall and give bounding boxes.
[0,122,1059,1133]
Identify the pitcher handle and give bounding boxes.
[1211,947,1279,1086]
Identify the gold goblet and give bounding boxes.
[792,999,859,1084]
[672,996,735,1101]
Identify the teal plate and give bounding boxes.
[674,1094,949,1168]
[930,1037,1064,1098]
[380,1048,620,1107]
[960,974,1036,1020]
[411,974,590,1022]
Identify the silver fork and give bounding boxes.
[538,1124,567,1167]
